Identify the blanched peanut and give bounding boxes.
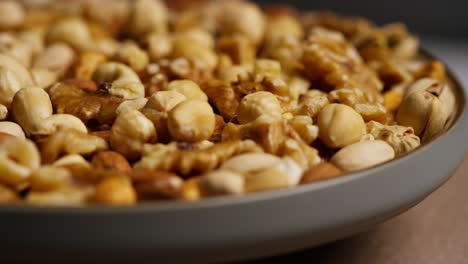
[92,62,145,99]
[331,140,395,172]
[237,91,283,124]
[114,41,149,72]
[198,169,244,196]
[0,33,33,67]
[0,138,41,186]
[35,114,88,136]
[94,175,136,205]
[29,166,72,192]
[167,80,208,101]
[0,121,25,139]
[168,100,215,142]
[317,104,366,148]
[11,87,53,136]
[0,1,25,30]
[110,110,157,160]
[33,43,75,75]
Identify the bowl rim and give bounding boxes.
[1,49,466,214]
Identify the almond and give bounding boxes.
[130,170,183,199]
[300,162,342,184]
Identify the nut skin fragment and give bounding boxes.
[92,151,132,173]
[317,104,366,148]
[94,175,137,205]
[331,140,395,172]
[110,110,157,160]
[300,162,342,184]
[11,87,53,136]
[168,100,215,143]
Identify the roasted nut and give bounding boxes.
[202,79,239,120]
[217,34,256,65]
[0,66,23,106]
[116,98,148,115]
[209,114,226,142]
[288,115,319,144]
[168,100,215,142]
[92,151,132,173]
[0,33,33,67]
[0,1,25,30]
[46,17,94,51]
[0,121,25,139]
[73,51,107,79]
[172,40,218,70]
[198,169,244,196]
[84,0,130,36]
[0,138,41,186]
[383,90,404,112]
[221,1,265,44]
[317,104,366,148]
[11,87,53,136]
[366,121,420,155]
[92,62,145,99]
[35,114,88,136]
[0,53,34,88]
[29,166,72,192]
[31,68,58,89]
[237,91,283,124]
[331,140,395,172]
[0,104,7,120]
[26,186,95,206]
[33,43,75,75]
[300,162,342,184]
[41,128,108,164]
[53,154,91,168]
[145,90,186,112]
[145,33,172,60]
[167,80,208,101]
[295,90,329,118]
[110,110,157,160]
[130,170,183,199]
[0,183,17,203]
[126,0,168,37]
[114,41,149,72]
[94,175,136,205]
[221,153,281,173]
[180,177,201,201]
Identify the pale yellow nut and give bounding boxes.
[237,91,283,124]
[114,41,149,72]
[46,17,93,51]
[74,51,107,79]
[168,100,215,142]
[198,169,244,196]
[0,54,34,88]
[0,121,25,139]
[286,75,310,101]
[288,115,319,144]
[0,66,23,106]
[35,114,88,136]
[295,89,329,118]
[11,87,53,136]
[116,97,148,115]
[17,29,45,58]
[331,140,395,172]
[29,166,72,192]
[145,32,172,61]
[92,62,145,99]
[245,157,302,192]
[265,15,304,41]
[110,109,157,160]
[172,42,218,70]
[317,104,366,148]
[0,183,17,203]
[221,153,281,174]
[167,80,208,101]
[254,59,281,78]
[94,176,136,205]
[31,68,58,89]
[33,43,75,75]
[218,65,252,82]
[0,138,40,186]
[26,186,94,206]
[0,33,33,67]
[126,0,168,37]
[0,1,25,30]
[0,105,7,120]
[174,28,215,49]
[53,154,91,168]
[145,90,186,112]
[94,38,119,57]
[221,1,265,44]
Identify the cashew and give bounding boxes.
[0,138,41,186]
[46,17,93,51]
[245,157,302,192]
[0,66,23,106]
[92,62,145,99]
[220,153,281,173]
[331,140,395,172]
[0,33,33,67]
[35,114,88,136]
[29,166,72,192]
[0,121,25,139]
[31,68,58,89]
[167,80,208,101]
[11,87,53,136]
[318,104,366,148]
[237,91,283,124]
[0,1,25,30]
[110,110,157,160]
[53,154,91,168]
[167,100,215,142]
[116,98,148,115]
[0,54,34,87]
[33,43,75,75]
[198,169,244,196]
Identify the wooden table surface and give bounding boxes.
[252,154,468,264]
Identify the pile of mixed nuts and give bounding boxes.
[0,0,456,205]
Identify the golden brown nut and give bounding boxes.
[130,170,183,199]
[198,169,244,196]
[94,175,136,205]
[73,51,107,79]
[126,0,168,37]
[29,166,72,192]
[0,1,25,30]
[0,183,17,203]
[168,100,215,142]
[237,91,283,124]
[92,62,145,99]
[167,80,208,101]
[46,17,94,51]
[92,151,132,173]
[0,66,23,106]
[114,41,149,72]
